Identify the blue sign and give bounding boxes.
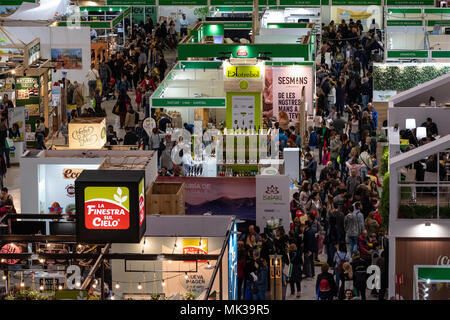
[228,221,237,300]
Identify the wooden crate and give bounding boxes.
[146,182,185,215]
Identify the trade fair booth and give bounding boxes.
[19,149,158,220]
[387,71,450,137]
[111,215,237,300]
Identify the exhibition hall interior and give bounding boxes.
[0,0,449,302]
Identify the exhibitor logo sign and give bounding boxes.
[139,179,145,227]
[236,48,248,57]
[63,168,85,180]
[84,186,130,230]
[225,66,260,79]
[263,185,282,201]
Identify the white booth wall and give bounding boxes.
[5,26,91,94]
[111,236,227,300]
[258,28,312,37]
[386,26,426,50]
[388,107,450,136]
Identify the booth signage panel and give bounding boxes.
[387,20,423,26]
[331,0,381,4]
[424,9,450,13]
[183,238,208,262]
[76,170,146,243]
[226,92,262,130]
[84,186,131,230]
[279,0,323,4]
[211,0,276,4]
[256,175,290,233]
[388,8,422,13]
[228,221,238,300]
[27,41,40,66]
[223,22,252,29]
[152,98,225,107]
[225,65,261,79]
[106,0,156,4]
[427,20,450,27]
[386,0,434,5]
[431,51,450,58]
[178,44,311,60]
[387,51,428,58]
[159,0,207,4]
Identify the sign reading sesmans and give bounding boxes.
[225,65,261,79]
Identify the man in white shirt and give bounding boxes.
[369,19,379,33]
[86,63,100,99]
[179,14,189,38]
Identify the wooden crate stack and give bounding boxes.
[146,182,185,215]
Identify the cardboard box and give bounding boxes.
[146,182,185,215]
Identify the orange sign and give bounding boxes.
[183,238,208,263]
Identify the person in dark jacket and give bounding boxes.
[316,263,337,300]
[237,248,246,300]
[335,79,345,116]
[115,89,131,129]
[252,258,269,300]
[351,251,369,300]
[303,221,315,278]
[325,214,341,267]
[287,243,303,298]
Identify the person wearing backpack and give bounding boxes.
[333,242,350,299]
[351,251,369,300]
[316,263,337,300]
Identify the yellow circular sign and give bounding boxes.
[239,80,249,90]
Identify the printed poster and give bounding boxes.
[51,48,82,69]
[231,95,255,130]
[271,65,313,122]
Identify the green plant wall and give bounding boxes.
[373,65,450,91]
[379,171,389,230]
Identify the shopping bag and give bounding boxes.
[5,137,13,149]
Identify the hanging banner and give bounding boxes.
[270,65,313,122]
[256,175,290,233]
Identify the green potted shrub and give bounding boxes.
[5,289,48,300]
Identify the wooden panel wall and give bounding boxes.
[395,238,450,300]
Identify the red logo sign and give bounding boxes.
[0,243,22,264]
[265,185,280,194]
[85,200,129,229]
[236,48,248,57]
[66,184,75,197]
[139,194,145,227]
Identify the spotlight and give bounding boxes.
[2,275,6,280]
[137,283,142,290]
[39,285,44,291]
[162,280,166,287]
[115,283,120,289]
[184,272,188,279]
[20,282,25,287]
[58,285,63,290]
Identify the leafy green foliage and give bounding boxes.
[374,65,450,91]
[194,7,209,21]
[5,290,48,300]
[398,205,450,219]
[379,172,389,230]
[380,146,389,176]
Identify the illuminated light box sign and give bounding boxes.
[75,170,146,243]
[183,238,208,262]
[225,65,261,79]
[68,117,106,149]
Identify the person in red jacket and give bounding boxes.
[358,229,372,263]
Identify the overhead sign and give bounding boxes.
[76,170,146,243]
[225,65,261,79]
[183,238,208,262]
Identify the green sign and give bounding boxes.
[267,23,309,28]
[177,61,222,69]
[387,20,423,26]
[223,22,252,29]
[388,8,422,14]
[201,24,225,37]
[106,0,156,4]
[424,8,450,14]
[431,51,450,58]
[386,0,434,5]
[387,50,428,58]
[159,0,207,4]
[0,0,34,5]
[418,267,450,281]
[278,0,322,4]
[178,43,311,60]
[211,0,276,5]
[152,98,226,107]
[427,20,450,27]
[330,0,381,4]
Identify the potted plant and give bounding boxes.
[194,7,209,22]
[184,292,196,300]
[5,289,48,300]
